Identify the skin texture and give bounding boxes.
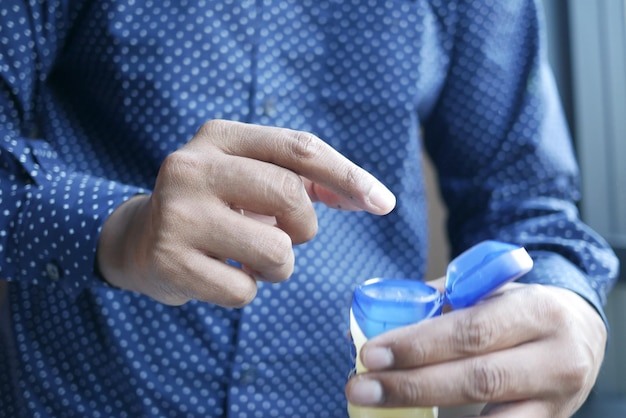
[345,279,607,418]
[96,120,396,307]
[97,120,606,417]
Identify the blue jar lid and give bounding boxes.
[352,278,443,339]
[444,240,534,309]
[352,241,533,339]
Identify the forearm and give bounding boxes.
[421,0,618,317]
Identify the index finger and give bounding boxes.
[360,284,558,370]
[196,120,396,215]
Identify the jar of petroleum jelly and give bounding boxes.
[347,240,534,418]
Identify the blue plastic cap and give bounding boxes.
[352,278,442,339]
[444,240,534,309]
[351,241,534,338]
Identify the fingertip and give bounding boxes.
[346,376,384,406]
[362,346,394,370]
[307,180,396,214]
[366,183,396,215]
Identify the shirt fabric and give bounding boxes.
[0,0,619,417]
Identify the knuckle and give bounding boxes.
[274,172,318,243]
[344,165,360,187]
[559,346,595,392]
[298,218,318,243]
[227,282,258,308]
[388,375,422,405]
[196,119,239,154]
[278,171,306,209]
[341,165,366,199]
[405,339,428,366]
[525,284,569,328]
[465,359,507,401]
[251,228,294,282]
[159,149,224,194]
[261,232,294,272]
[160,150,201,181]
[287,130,321,160]
[148,256,191,305]
[198,118,228,138]
[455,312,496,354]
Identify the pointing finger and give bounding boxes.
[193,120,396,215]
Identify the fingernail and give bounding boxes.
[349,378,383,406]
[363,347,394,370]
[367,184,396,214]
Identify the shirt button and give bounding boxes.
[239,367,257,384]
[262,98,277,117]
[45,262,61,281]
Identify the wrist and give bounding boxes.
[97,194,151,292]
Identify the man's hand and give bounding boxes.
[97,120,396,306]
[345,281,606,418]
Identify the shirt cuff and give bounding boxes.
[13,172,146,298]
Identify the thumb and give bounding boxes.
[303,178,395,213]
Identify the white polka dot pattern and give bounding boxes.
[0,1,618,417]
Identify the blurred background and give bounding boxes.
[424,1,626,415]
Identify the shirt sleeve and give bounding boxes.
[0,0,145,297]
[422,0,619,323]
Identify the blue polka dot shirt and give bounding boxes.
[0,0,619,417]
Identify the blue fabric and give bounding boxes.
[0,0,618,416]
